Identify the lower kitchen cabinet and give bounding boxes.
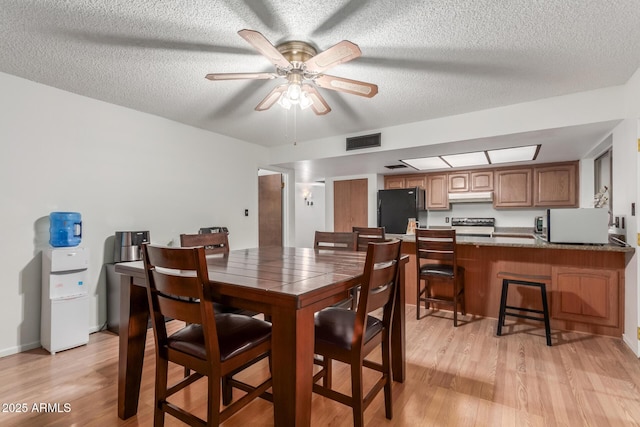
[551,266,619,328]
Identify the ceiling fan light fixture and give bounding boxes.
[286,82,302,101]
[277,94,293,109]
[299,91,313,110]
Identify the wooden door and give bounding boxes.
[259,173,282,247]
[334,179,368,232]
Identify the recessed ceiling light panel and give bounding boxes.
[487,145,540,164]
[441,151,489,168]
[401,157,450,170]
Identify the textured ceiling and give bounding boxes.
[2,0,640,150]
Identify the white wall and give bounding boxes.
[610,119,639,353]
[0,72,269,357]
[295,183,325,247]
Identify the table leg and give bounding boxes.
[117,275,149,419]
[270,305,315,427]
[392,258,407,382]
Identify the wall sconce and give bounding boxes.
[302,190,313,206]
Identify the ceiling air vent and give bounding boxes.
[346,133,381,151]
[384,164,408,170]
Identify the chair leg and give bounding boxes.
[208,374,221,426]
[382,334,393,420]
[222,375,233,405]
[154,358,168,427]
[351,362,365,427]
[453,290,458,327]
[416,278,421,320]
[323,357,332,389]
[540,283,552,346]
[497,279,509,336]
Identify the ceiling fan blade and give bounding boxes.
[302,84,331,115]
[238,29,292,70]
[314,75,378,98]
[304,41,362,73]
[205,72,278,81]
[255,84,288,111]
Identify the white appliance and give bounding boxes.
[41,247,89,354]
[546,208,609,244]
[451,217,496,236]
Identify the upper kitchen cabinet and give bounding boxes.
[448,171,494,192]
[533,162,578,207]
[470,171,494,191]
[384,176,406,189]
[384,174,425,189]
[448,172,469,192]
[494,168,532,208]
[426,174,449,210]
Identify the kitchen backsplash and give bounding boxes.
[426,202,547,228]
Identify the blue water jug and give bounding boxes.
[49,212,82,247]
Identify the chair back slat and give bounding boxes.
[352,226,386,252]
[181,232,230,256]
[156,295,202,325]
[314,231,358,251]
[142,244,220,360]
[415,228,458,278]
[151,270,201,299]
[354,239,402,346]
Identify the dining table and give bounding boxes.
[115,246,406,426]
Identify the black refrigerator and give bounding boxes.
[377,187,426,234]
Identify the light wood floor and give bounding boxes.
[2,307,640,426]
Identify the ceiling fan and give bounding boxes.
[205,29,378,115]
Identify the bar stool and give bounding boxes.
[496,272,552,346]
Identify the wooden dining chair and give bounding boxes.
[415,229,466,326]
[312,239,402,427]
[313,231,358,251]
[314,231,359,308]
[142,244,273,426]
[352,226,386,251]
[180,232,229,256]
[180,232,257,317]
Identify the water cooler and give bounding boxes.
[41,247,90,354]
[106,231,150,334]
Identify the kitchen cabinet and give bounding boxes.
[426,174,449,210]
[551,267,619,328]
[384,176,406,189]
[384,174,425,189]
[470,171,493,191]
[448,172,469,192]
[404,175,426,189]
[449,170,494,193]
[533,162,578,207]
[494,168,532,208]
[334,178,368,232]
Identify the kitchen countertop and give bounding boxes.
[389,231,635,253]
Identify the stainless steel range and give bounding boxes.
[451,217,495,236]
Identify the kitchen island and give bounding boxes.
[393,232,634,337]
